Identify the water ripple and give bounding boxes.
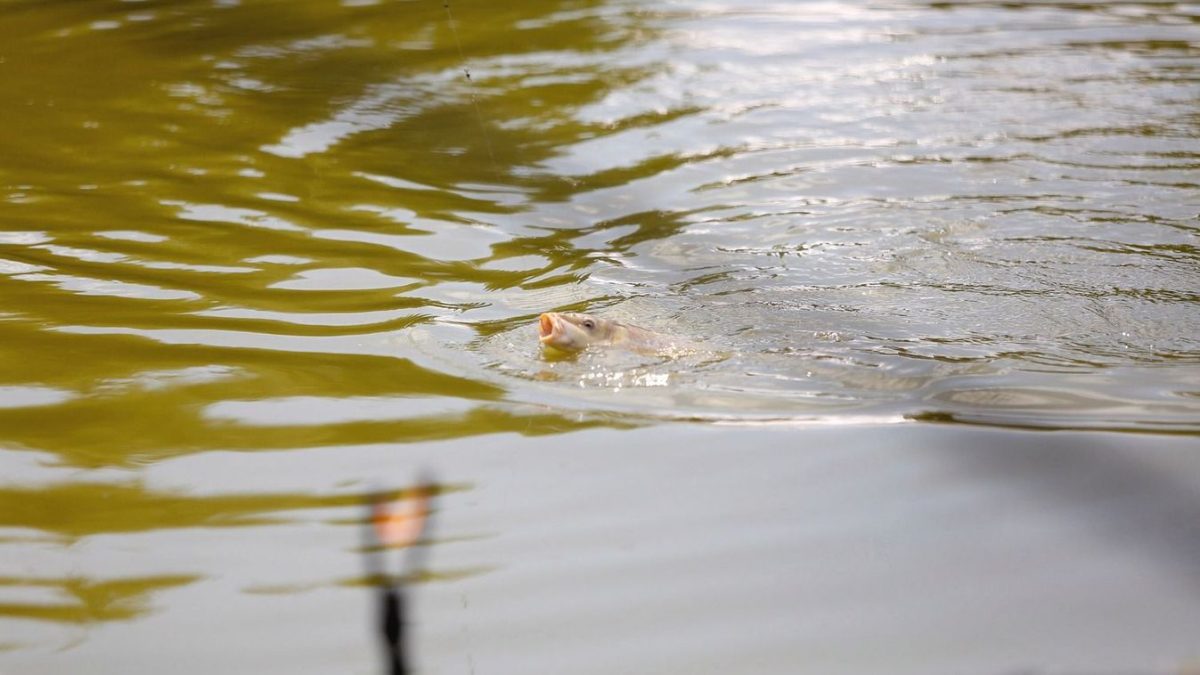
[0,0,1196,443]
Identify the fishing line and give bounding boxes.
[441,0,499,174]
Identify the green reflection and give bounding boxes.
[0,480,454,538]
[0,575,197,625]
[338,565,496,591]
[0,0,673,469]
[1,0,1197,470]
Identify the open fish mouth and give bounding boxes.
[538,313,556,341]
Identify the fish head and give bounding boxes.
[538,312,617,352]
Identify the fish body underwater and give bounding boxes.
[537,312,682,355]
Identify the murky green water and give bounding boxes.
[2,0,1199,672]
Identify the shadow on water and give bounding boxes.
[935,431,1200,594]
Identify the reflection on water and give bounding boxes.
[0,575,197,626]
[0,480,412,538]
[1,0,1199,672]
[364,475,435,675]
[3,0,1196,436]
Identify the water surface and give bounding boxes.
[1,0,1198,672]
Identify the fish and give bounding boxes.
[537,311,682,355]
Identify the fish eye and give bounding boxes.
[582,320,595,330]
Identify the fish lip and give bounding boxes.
[538,313,556,341]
